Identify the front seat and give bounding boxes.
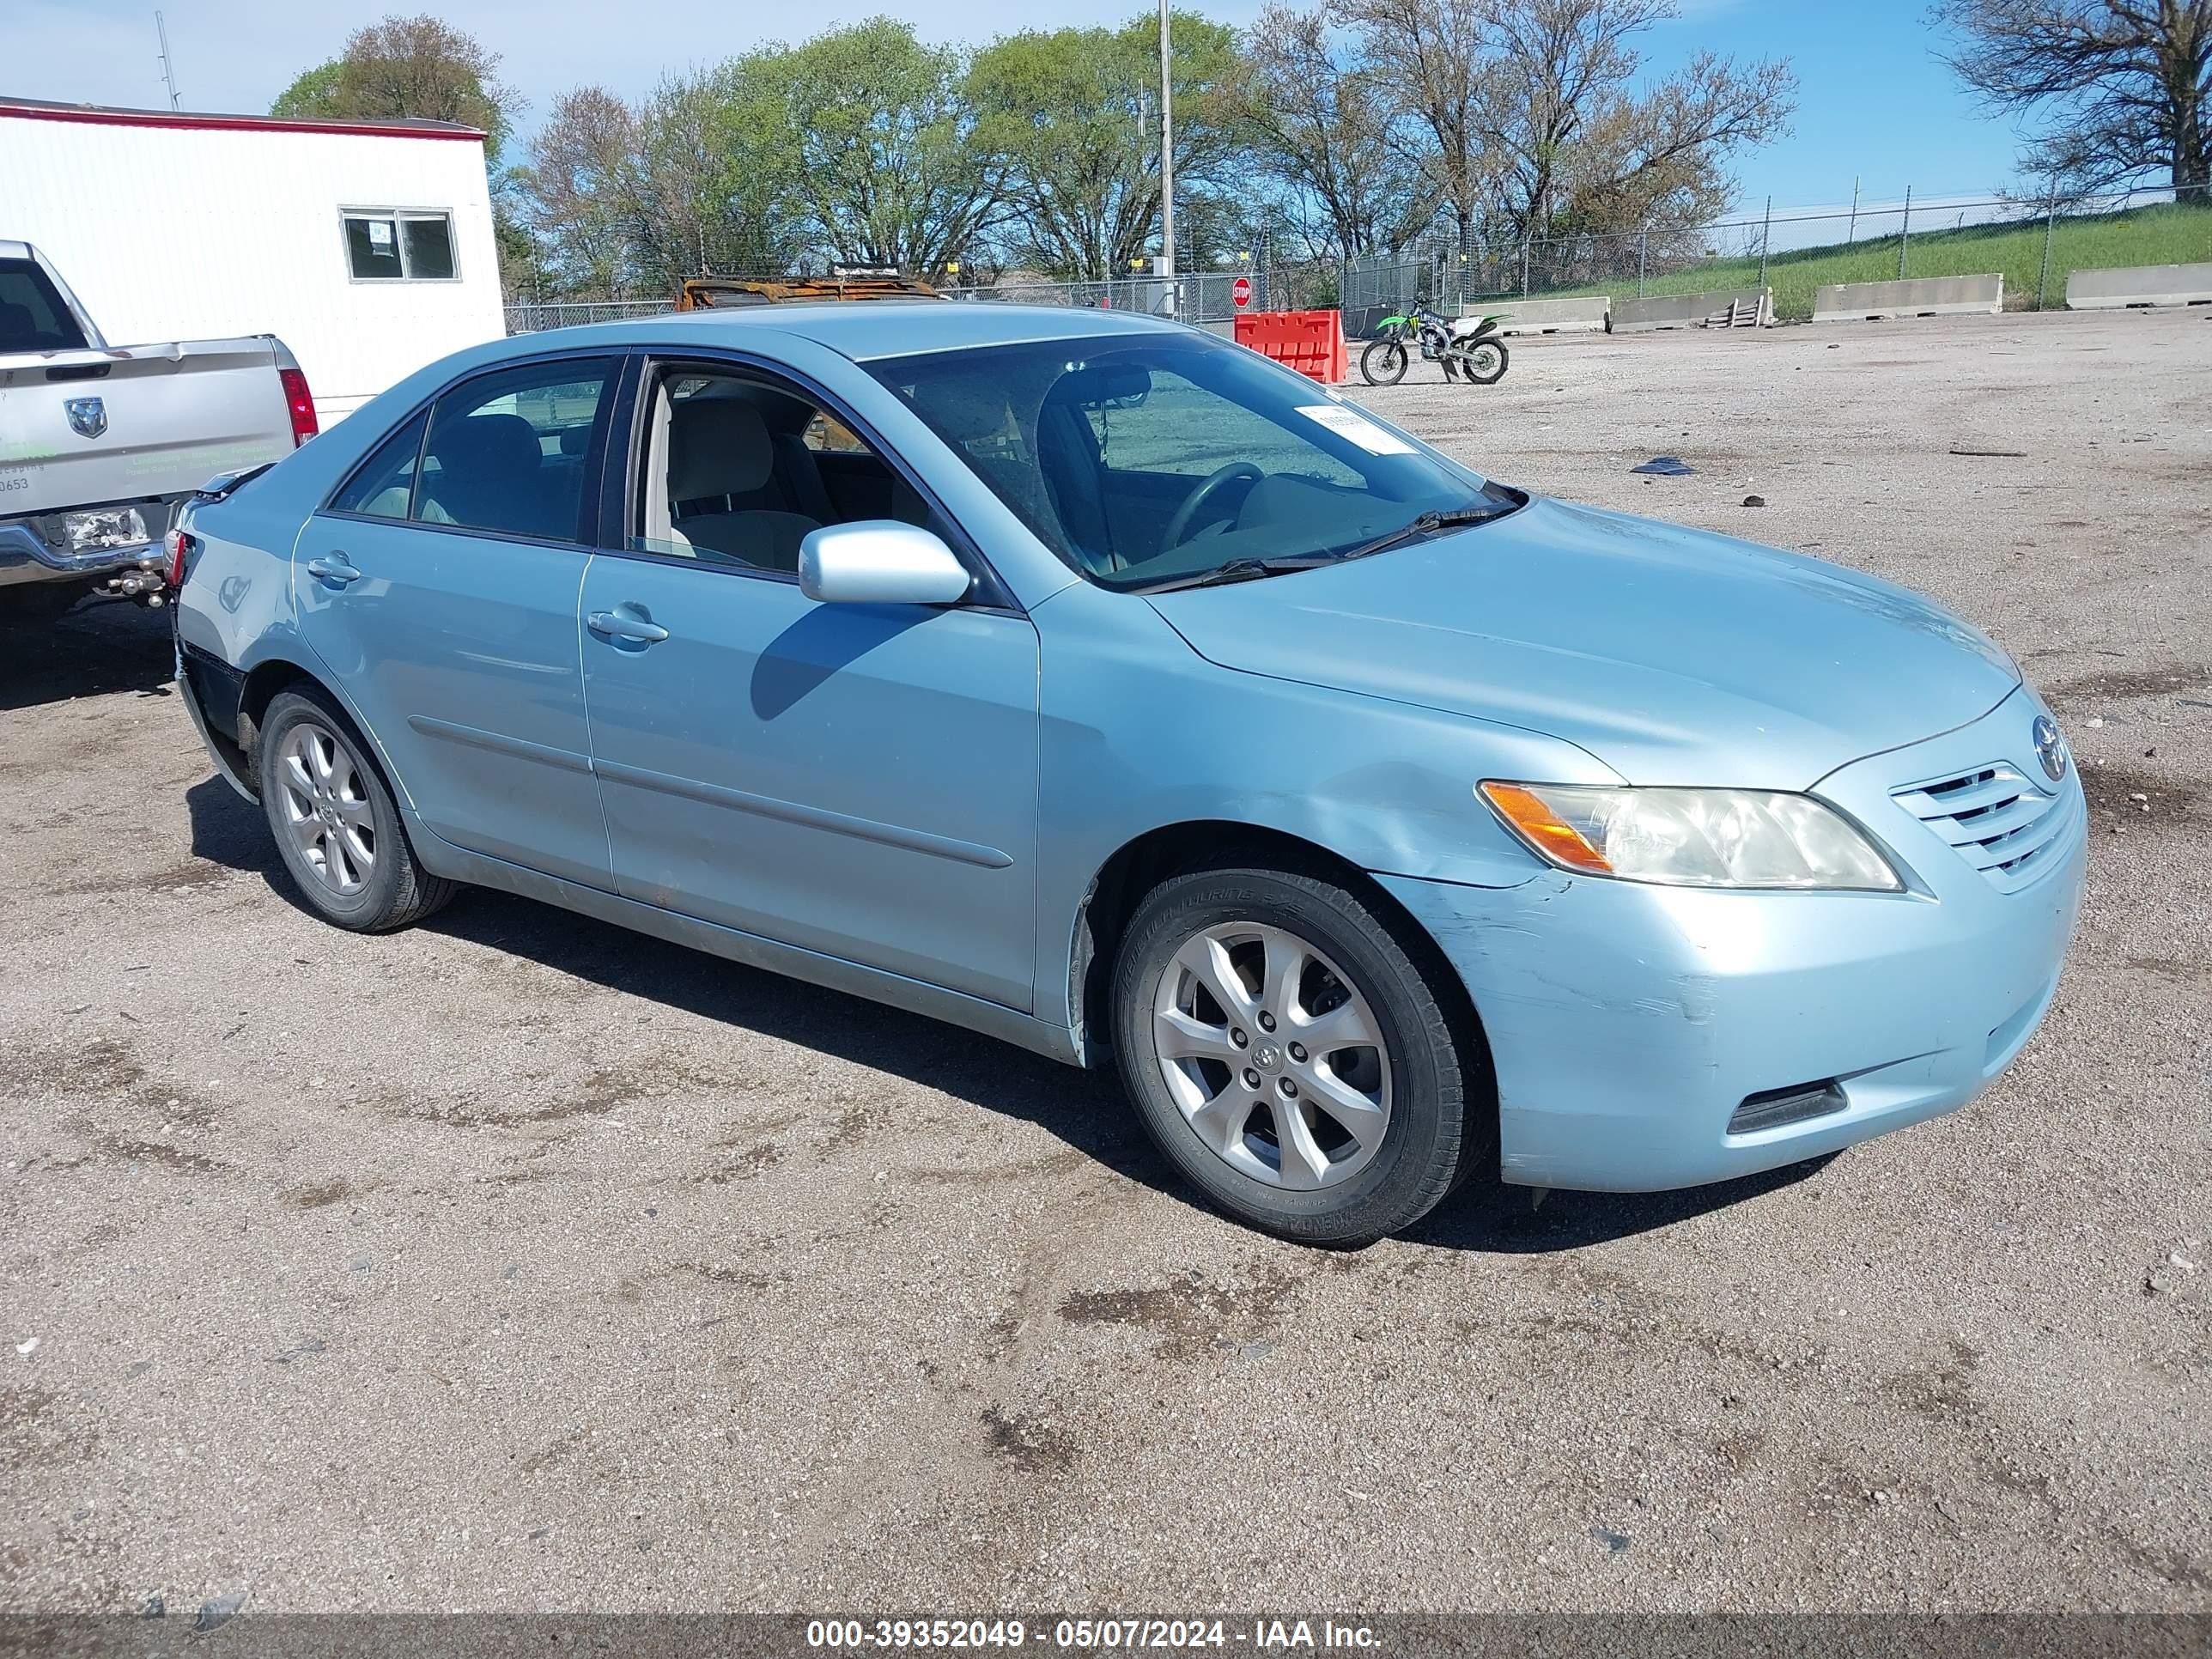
[667,399,820,572]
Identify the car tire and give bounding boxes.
[257,684,459,933]
[1112,860,1484,1246]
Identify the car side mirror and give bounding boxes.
[799,520,972,606]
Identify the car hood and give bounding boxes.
[1145,495,2020,788]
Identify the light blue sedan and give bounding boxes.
[171,304,2085,1244]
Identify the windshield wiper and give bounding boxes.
[1131,495,1521,595]
[1334,503,1515,563]
[1133,555,1336,594]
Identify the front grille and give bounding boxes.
[1891,762,2072,893]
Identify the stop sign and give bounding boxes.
[1232,276,1252,309]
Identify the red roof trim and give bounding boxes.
[0,103,486,143]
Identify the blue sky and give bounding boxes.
[1644,0,2027,216]
[8,0,2035,219]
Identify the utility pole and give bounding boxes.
[155,10,181,110]
[1898,184,1911,280]
[1757,193,1771,290]
[1158,0,1176,319]
[1847,176,1859,244]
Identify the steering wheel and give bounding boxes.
[1160,462,1263,550]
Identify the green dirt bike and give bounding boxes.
[1359,303,1510,387]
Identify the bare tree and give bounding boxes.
[1933,0,2210,192]
[1476,0,1794,241]
[1237,3,1425,258]
[1334,0,1498,249]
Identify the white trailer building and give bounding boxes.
[0,97,507,425]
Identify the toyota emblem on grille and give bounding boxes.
[65,396,107,440]
[2032,714,2067,782]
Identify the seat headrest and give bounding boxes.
[669,398,773,500]
[428,412,542,479]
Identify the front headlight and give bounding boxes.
[1479,781,1903,891]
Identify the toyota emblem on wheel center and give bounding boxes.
[2033,714,2068,782]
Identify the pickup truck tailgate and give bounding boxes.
[0,337,298,519]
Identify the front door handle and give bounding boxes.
[306,554,362,586]
[587,608,671,645]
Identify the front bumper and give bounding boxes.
[1380,687,2087,1191]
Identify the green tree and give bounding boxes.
[738,19,1001,277]
[269,14,521,162]
[525,70,803,298]
[968,11,1243,280]
[270,61,344,121]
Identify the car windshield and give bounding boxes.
[863,331,1512,591]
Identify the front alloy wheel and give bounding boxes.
[1113,862,1484,1245]
[1152,922,1391,1190]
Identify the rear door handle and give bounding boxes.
[587,608,670,645]
[305,554,361,586]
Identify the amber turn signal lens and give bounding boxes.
[1479,781,1613,874]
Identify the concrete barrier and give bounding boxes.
[1811,274,2003,322]
[2065,263,2212,309]
[1474,296,1611,336]
[1613,288,1771,332]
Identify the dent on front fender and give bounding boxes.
[1026,580,1600,1029]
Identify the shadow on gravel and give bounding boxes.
[0,597,175,711]
[183,774,1169,1200]
[1411,1152,1832,1253]
[184,772,1828,1250]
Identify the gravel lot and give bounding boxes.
[3,309,2208,1618]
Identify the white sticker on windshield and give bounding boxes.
[367,220,394,246]
[1297,404,1414,454]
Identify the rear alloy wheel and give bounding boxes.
[1462,340,1508,385]
[257,685,458,932]
[1113,864,1480,1245]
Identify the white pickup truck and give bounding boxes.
[0,240,313,624]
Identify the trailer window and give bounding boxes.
[0,258,89,353]
[343,211,458,282]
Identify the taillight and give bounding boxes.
[165,527,197,588]
[278,367,319,447]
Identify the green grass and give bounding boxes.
[1515,201,2212,320]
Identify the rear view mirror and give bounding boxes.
[799,520,972,606]
[1054,362,1152,409]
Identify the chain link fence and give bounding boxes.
[504,298,676,334]
[1338,180,2209,332]
[939,269,1259,335]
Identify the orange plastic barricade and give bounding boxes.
[1232,310,1346,384]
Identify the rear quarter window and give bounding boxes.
[0,259,90,353]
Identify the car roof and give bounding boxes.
[601,300,1194,363]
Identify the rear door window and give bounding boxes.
[416,358,616,542]
[0,258,89,353]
